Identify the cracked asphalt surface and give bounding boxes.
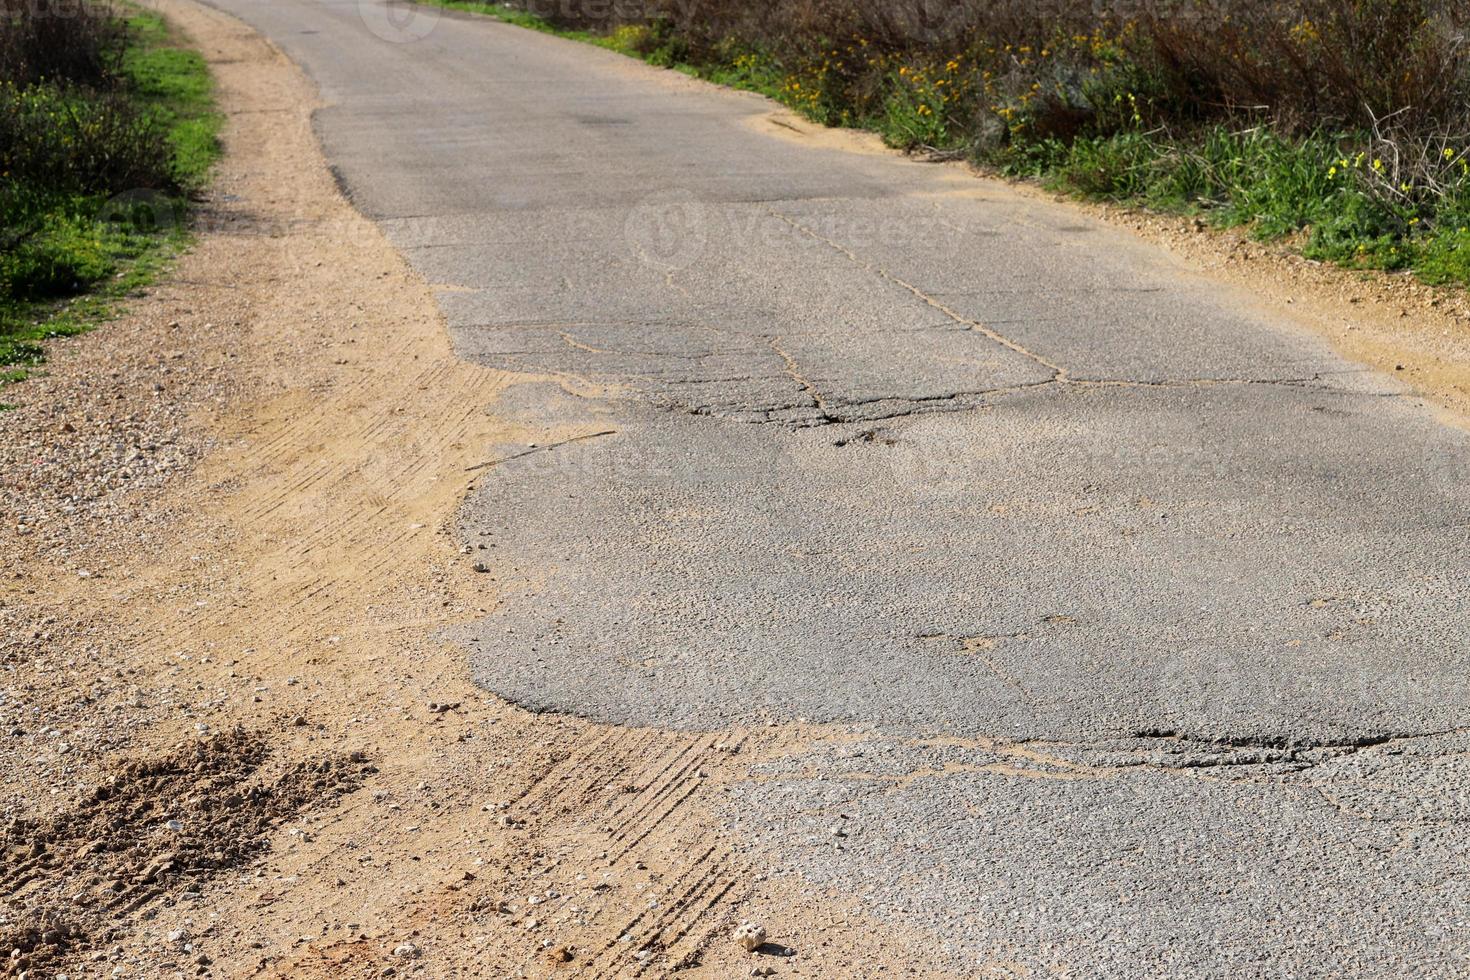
[203,0,1470,972]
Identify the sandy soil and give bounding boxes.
[4,5,1469,979]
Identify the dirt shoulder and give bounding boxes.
[0,4,946,977]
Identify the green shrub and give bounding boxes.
[0,0,126,89]
[3,212,121,301]
[0,81,173,197]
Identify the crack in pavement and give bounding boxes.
[765,334,834,422]
[463,428,618,472]
[665,372,1391,429]
[767,207,1071,380]
[749,726,1470,799]
[451,292,1403,429]
[1128,725,1470,756]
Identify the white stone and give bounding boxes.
[734,921,766,952]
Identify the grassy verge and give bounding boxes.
[0,6,221,389]
[123,11,221,186]
[423,0,1470,290]
[432,1,664,58]
[1000,129,1470,286]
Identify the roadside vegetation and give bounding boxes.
[0,0,219,386]
[454,0,1470,287]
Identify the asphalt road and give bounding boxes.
[203,0,1470,973]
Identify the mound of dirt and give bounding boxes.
[1,730,368,975]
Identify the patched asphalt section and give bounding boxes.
[455,379,1470,745]
[194,0,1470,972]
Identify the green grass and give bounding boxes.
[0,9,221,383]
[432,2,605,42]
[123,12,222,185]
[420,0,1470,291]
[430,2,678,61]
[989,126,1470,283]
